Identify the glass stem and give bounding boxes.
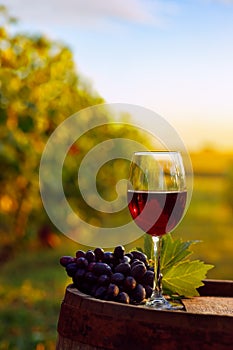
[152,236,163,295]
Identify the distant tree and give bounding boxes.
[0,7,103,247]
[0,7,156,250]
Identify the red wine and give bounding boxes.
[127,191,187,237]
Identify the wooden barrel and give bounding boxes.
[56,280,233,350]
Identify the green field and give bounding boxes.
[0,155,233,349]
[174,174,233,279]
[0,244,71,350]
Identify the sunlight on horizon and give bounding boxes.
[173,119,233,152]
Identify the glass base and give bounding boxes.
[145,291,184,310]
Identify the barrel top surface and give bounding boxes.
[57,279,233,350]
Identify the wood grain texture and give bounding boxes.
[56,280,233,350]
[183,297,233,315]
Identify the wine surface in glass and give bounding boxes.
[127,190,187,237]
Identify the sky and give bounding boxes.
[3,0,233,151]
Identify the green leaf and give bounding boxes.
[162,260,214,297]
[160,234,200,274]
[138,233,214,297]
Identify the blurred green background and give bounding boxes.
[0,6,232,350]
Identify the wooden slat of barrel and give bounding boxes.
[198,279,233,297]
[56,280,233,350]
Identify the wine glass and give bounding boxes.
[127,151,187,310]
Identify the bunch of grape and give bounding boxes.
[60,246,154,305]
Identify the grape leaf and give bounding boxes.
[162,260,214,297]
[160,234,200,274]
[138,233,214,297]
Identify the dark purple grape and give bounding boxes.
[90,284,98,297]
[106,283,119,298]
[98,274,110,286]
[124,276,136,292]
[94,286,107,299]
[73,268,86,285]
[60,256,75,267]
[103,252,114,264]
[120,255,131,264]
[113,245,125,259]
[94,247,104,261]
[117,292,130,304]
[76,257,88,269]
[93,262,112,276]
[114,262,131,276]
[84,271,98,285]
[111,272,125,286]
[66,262,78,277]
[125,252,133,261]
[87,262,96,272]
[131,284,146,304]
[131,259,144,269]
[75,250,86,258]
[142,270,154,287]
[131,251,148,264]
[144,285,153,298]
[85,250,95,263]
[131,263,147,282]
[112,257,120,268]
[109,262,116,271]
[79,281,92,295]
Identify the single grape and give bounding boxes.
[75,250,86,259]
[142,270,154,287]
[117,292,130,304]
[84,271,98,285]
[125,252,134,261]
[73,268,86,285]
[131,284,146,304]
[131,259,144,269]
[131,251,148,264]
[106,283,119,298]
[94,286,107,299]
[103,252,114,264]
[131,263,147,282]
[113,245,125,259]
[87,262,96,272]
[66,262,78,277]
[120,255,131,264]
[114,262,131,276]
[98,274,110,286]
[94,247,104,261]
[60,256,75,267]
[124,276,137,292]
[111,272,125,286]
[144,285,153,298]
[85,250,95,263]
[76,257,88,269]
[93,262,112,276]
